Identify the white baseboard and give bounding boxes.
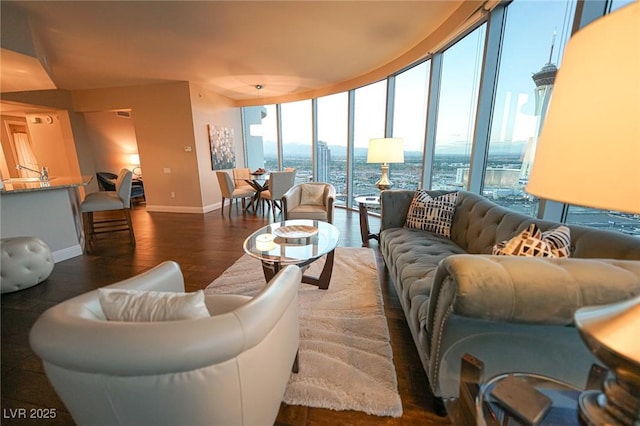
[145,203,222,214]
[202,202,221,213]
[52,244,83,263]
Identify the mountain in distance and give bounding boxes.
[263,141,368,158]
[262,139,527,158]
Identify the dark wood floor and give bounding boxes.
[1,202,451,426]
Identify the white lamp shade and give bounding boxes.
[526,2,640,214]
[367,138,405,164]
[130,154,140,165]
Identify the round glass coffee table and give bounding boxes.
[243,219,340,289]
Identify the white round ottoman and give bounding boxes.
[1,237,54,294]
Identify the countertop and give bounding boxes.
[0,175,93,194]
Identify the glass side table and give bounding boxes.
[447,354,600,426]
[476,373,581,426]
[354,196,380,247]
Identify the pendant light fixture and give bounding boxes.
[249,84,264,137]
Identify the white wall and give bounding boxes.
[84,111,139,176]
[188,83,244,213]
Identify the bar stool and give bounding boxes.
[81,168,135,252]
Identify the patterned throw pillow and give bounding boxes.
[404,191,458,238]
[492,223,571,258]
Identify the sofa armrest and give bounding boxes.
[428,255,640,332]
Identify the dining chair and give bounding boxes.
[96,172,118,191]
[81,168,135,252]
[97,171,145,202]
[232,168,253,190]
[259,171,295,219]
[216,171,255,216]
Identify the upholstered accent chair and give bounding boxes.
[29,261,302,426]
[81,168,135,252]
[282,182,336,223]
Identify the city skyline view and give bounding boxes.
[245,0,638,236]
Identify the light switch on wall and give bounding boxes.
[184,146,192,152]
[163,168,171,174]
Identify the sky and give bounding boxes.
[254,0,632,156]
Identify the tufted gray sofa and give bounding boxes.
[380,190,640,398]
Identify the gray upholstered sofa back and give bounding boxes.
[380,190,640,260]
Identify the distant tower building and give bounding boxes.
[315,140,331,182]
[520,33,558,183]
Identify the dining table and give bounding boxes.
[241,172,269,213]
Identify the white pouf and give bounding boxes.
[1,237,54,294]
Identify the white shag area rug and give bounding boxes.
[205,246,403,417]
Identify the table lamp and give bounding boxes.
[525,3,639,425]
[367,137,404,190]
[130,154,142,178]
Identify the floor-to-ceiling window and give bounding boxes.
[431,24,486,191]
[260,104,279,171]
[352,80,387,202]
[563,0,639,236]
[392,60,430,191]
[484,0,576,217]
[241,1,637,236]
[281,100,312,182]
[317,92,348,206]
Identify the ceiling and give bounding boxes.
[2,0,483,107]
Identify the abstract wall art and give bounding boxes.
[208,124,236,170]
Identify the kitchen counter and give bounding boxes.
[1,176,93,262]
[1,175,92,194]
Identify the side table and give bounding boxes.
[447,354,602,426]
[354,196,380,247]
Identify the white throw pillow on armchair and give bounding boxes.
[98,288,211,321]
[300,185,325,206]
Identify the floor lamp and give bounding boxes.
[367,138,404,191]
[525,3,639,425]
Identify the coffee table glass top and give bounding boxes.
[243,219,340,265]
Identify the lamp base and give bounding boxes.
[575,295,640,426]
[375,163,393,191]
[578,386,639,426]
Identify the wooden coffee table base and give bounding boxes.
[261,249,335,290]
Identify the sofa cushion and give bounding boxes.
[405,191,458,238]
[492,224,571,258]
[381,227,465,304]
[98,288,211,321]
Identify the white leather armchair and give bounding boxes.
[29,261,302,426]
